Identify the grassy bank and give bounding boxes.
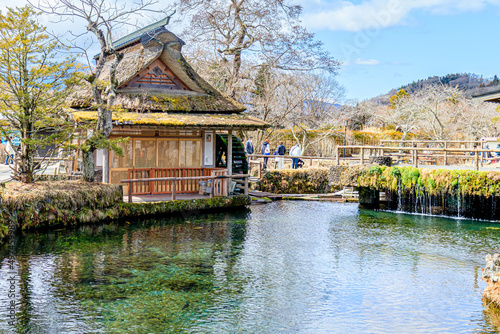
[0,181,250,240]
[356,166,500,197]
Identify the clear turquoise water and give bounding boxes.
[1,201,500,333]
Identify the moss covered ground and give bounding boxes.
[0,181,250,241]
[356,166,500,197]
[255,167,332,194]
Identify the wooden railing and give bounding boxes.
[127,167,227,195]
[380,140,483,147]
[249,154,337,167]
[336,145,500,170]
[121,174,249,203]
[248,145,500,174]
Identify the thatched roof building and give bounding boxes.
[71,18,269,190]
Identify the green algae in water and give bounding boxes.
[3,202,500,333]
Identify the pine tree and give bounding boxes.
[0,6,77,183]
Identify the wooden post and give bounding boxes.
[244,176,249,196]
[128,181,133,203]
[444,143,448,166]
[413,149,418,168]
[258,160,262,179]
[149,169,154,195]
[172,179,177,201]
[227,130,233,195]
[336,147,340,165]
[360,148,364,165]
[309,158,313,167]
[210,177,214,198]
[475,149,479,171]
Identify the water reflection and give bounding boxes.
[0,203,499,333]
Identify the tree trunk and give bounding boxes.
[19,124,35,183]
[102,149,110,183]
[82,149,95,182]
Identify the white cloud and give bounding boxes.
[352,58,382,65]
[303,0,500,32]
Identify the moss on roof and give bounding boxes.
[70,90,245,113]
[68,29,246,114]
[72,111,271,129]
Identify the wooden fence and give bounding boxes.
[248,145,500,174]
[336,145,500,170]
[127,167,227,195]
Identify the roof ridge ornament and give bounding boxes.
[96,12,177,58]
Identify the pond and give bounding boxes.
[1,201,500,333]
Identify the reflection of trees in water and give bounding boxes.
[17,255,32,332]
[2,210,249,332]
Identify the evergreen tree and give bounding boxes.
[0,6,77,183]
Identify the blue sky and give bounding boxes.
[298,0,500,101]
[2,0,500,101]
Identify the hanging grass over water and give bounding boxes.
[356,166,500,197]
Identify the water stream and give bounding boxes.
[1,201,499,333]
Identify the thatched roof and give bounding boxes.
[69,19,246,114]
[72,111,271,130]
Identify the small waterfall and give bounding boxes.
[359,168,500,221]
[397,178,402,212]
[428,192,432,215]
[414,187,418,213]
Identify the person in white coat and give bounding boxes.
[4,137,15,165]
[290,143,301,169]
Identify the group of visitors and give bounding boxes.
[245,137,303,170]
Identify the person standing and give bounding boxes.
[261,139,270,170]
[245,137,254,157]
[276,141,286,169]
[4,137,15,165]
[290,143,301,169]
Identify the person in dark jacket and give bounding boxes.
[276,141,286,169]
[245,137,254,156]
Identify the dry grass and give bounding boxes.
[484,282,500,309]
[483,284,500,331]
[1,181,122,210]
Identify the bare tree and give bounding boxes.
[383,85,499,142]
[385,89,422,142]
[248,68,345,153]
[175,0,340,99]
[30,0,166,182]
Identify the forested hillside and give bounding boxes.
[389,73,500,97]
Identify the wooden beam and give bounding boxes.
[227,129,233,194]
[244,176,249,196]
[172,179,177,200]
